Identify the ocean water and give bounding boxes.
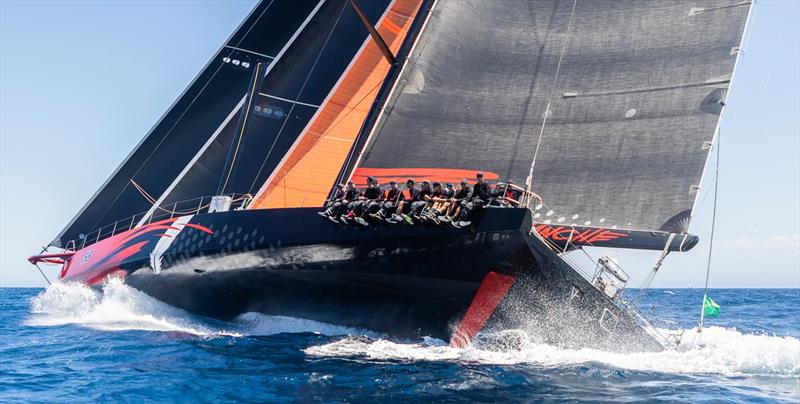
[1,280,798,402]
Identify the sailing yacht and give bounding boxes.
[29,0,750,352]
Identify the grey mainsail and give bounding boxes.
[356,0,750,232]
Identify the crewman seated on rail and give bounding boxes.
[438,179,470,223]
[409,180,433,221]
[453,172,490,228]
[424,182,455,224]
[394,178,419,225]
[319,182,360,224]
[417,182,445,223]
[371,180,403,224]
[353,176,383,226]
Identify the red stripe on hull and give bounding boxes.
[450,271,516,348]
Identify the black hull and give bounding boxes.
[105,207,663,352]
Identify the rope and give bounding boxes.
[525,0,578,190]
[634,233,675,304]
[130,179,251,216]
[699,127,722,330]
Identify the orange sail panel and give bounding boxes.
[251,0,423,209]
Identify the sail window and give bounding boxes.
[253,103,286,120]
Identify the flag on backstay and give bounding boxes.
[703,296,720,318]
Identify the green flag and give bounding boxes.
[703,296,720,318]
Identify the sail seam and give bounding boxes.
[257,92,320,108]
[224,45,275,59]
[562,79,731,98]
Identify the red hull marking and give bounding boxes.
[183,223,214,234]
[353,168,499,187]
[533,224,628,244]
[450,272,516,348]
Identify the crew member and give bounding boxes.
[318,183,345,218]
[325,181,359,223]
[394,178,419,225]
[417,182,441,221]
[439,179,471,223]
[431,183,455,219]
[372,180,403,223]
[354,176,383,226]
[410,180,433,220]
[454,172,489,227]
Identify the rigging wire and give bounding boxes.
[699,127,722,331]
[248,0,350,195]
[524,0,578,191]
[218,62,263,195]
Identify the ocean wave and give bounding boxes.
[304,327,800,378]
[26,281,800,378]
[26,278,237,336]
[26,279,371,338]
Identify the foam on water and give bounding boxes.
[304,327,800,378]
[26,279,371,338]
[26,278,235,335]
[26,281,800,379]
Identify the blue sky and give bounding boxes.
[1,0,798,288]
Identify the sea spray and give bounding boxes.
[304,327,800,378]
[26,280,371,338]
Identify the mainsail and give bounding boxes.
[354,0,751,232]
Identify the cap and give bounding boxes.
[389,179,397,184]
[367,176,377,184]
[460,178,469,185]
[476,172,484,178]
[446,183,454,188]
[406,178,415,185]
[422,180,431,185]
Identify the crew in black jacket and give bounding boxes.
[410,180,433,220]
[372,180,403,223]
[395,178,419,225]
[354,176,383,226]
[321,181,360,223]
[454,172,489,227]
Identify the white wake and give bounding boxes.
[27,280,800,378]
[304,328,800,378]
[27,279,370,337]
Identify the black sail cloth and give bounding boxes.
[356,0,749,232]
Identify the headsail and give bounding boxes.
[143,0,395,213]
[52,0,395,247]
[52,0,325,246]
[354,0,751,232]
[250,0,427,209]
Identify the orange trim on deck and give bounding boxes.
[251,0,424,209]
